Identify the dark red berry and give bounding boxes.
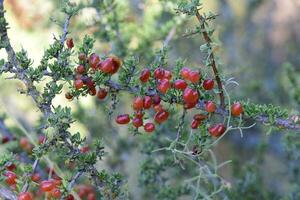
[74,79,84,90]
[154,109,169,124]
[231,102,243,116]
[152,94,161,105]
[191,120,199,129]
[163,70,172,80]
[157,79,170,94]
[174,79,187,90]
[144,123,155,133]
[193,114,207,121]
[132,96,144,111]
[40,180,55,192]
[89,53,100,69]
[140,69,151,83]
[97,88,108,100]
[183,88,199,104]
[77,65,85,74]
[116,114,130,124]
[188,71,200,83]
[66,38,74,49]
[203,79,214,90]
[78,53,86,61]
[132,117,143,128]
[208,124,226,137]
[154,68,165,79]
[18,192,33,200]
[4,171,17,185]
[205,101,216,113]
[143,96,152,109]
[180,67,190,80]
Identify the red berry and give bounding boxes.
[140,69,151,83]
[116,114,130,124]
[132,117,143,128]
[4,171,17,185]
[163,70,172,80]
[193,114,207,121]
[154,68,165,79]
[6,163,16,171]
[144,123,155,133]
[153,104,163,113]
[109,55,122,74]
[89,53,100,69]
[157,79,170,94]
[66,38,74,49]
[88,87,97,96]
[74,79,84,90]
[18,192,33,200]
[40,180,55,192]
[174,79,187,90]
[84,77,95,89]
[31,173,41,183]
[50,188,61,198]
[231,102,243,116]
[143,96,152,109]
[188,71,200,83]
[78,53,86,61]
[80,146,90,153]
[183,88,199,104]
[100,56,122,74]
[87,193,96,200]
[135,111,144,119]
[97,88,108,100]
[180,67,190,80]
[133,96,144,111]
[2,135,10,144]
[208,124,226,137]
[65,195,75,200]
[152,94,161,105]
[205,101,216,113]
[154,109,169,124]
[203,79,214,90]
[76,65,85,74]
[191,120,200,129]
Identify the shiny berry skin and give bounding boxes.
[140,69,151,83]
[180,67,190,80]
[135,111,144,119]
[97,88,108,100]
[193,114,207,121]
[40,180,55,192]
[205,101,216,113]
[208,124,226,137]
[133,96,144,111]
[153,104,163,113]
[31,173,41,183]
[154,68,165,79]
[83,77,95,89]
[191,119,200,129]
[163,70,172,80]
[4,171,17,185]
[87,193,96,200]
[154,109,169,124]
[109,55,122,74]
[132,117,143,128]
[231,102,243,116]
[203,79,214,90]
[152,94,161,105]
[188,71,200,83]
[76,65,85,74]
[18,192,33,200]
[144,123,155,133]
[100,58,114,73]
[89,53,100,69]
[143,96,152,109]
[74,79,84,90]
[116,114,130,124]
[183,88,199,104]
[50,188,61,198]
[157,79,170,94]
[6,163,16,171]
[174,79,187,90]
[66,38,74,49]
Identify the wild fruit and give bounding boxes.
[174,79,187,90]
[116,114,130,124]
[208,124,226,137]
[143,96,152,109]
[140,69,151,83]
[203,79,214,90]
[31,173,41,183]
[163,70,172,80]
[18,192,33,200]
[157,79,170,94]
[154,109,169,124]
[144,123,155,133]
[74,79,84,90]
[152,94,161,105]
[132,117,143,128]
[193,114,207,121]
[66,38,74,49]
[40,180,56,192]
[4,171,17,185]
[180,67,190,80]
[231,102,243,116]
[50,188,61,198]
[65,92,73,100]
[188,71,200,83]
[191,120,199,129]
[76,65,85,74]
[132,96,144,111]
[154,68,165,79]
[88,53,100,69]
[205,101,216,113]
[183,88,199,104]
[97,88,108,100]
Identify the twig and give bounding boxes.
[0,187,17,200]
[195,10,225,109]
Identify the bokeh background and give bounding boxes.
[0,0,299,199]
